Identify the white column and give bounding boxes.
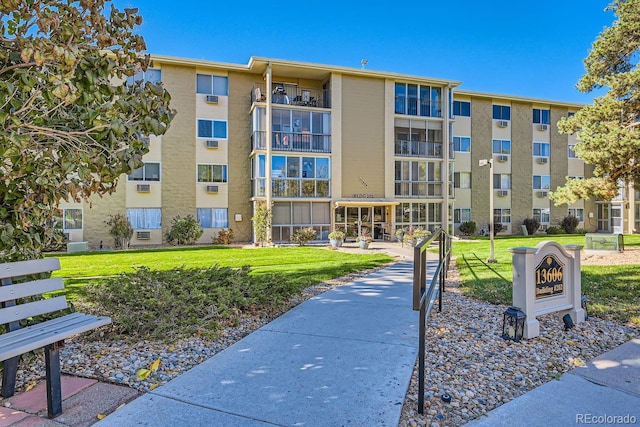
[265,63,272,243]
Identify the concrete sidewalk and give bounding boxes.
[96,260,429,426]
[465,338,640,427]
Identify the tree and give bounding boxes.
[553,0,640,205]
[252,201,272,246]
[106,213,133,249]
[0,1,175,261]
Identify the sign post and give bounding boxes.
[510,241,585,339]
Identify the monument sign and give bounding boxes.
[510,241,585,339]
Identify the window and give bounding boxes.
[197,119,227,139]
[453,136,471,152]
[196,74,229,96]
[454,172,471,189]
[492,139,511,154]
[394,160,442,197]
[568,208,584,222]
[128,162,160,182]
[493,174,511,189]
[533,108,550,124]
[127,208,161,229]
[533,208,551,224]
[453,101,471,117]
[197,164,228,183]
[269,155,331,198]
[492,105,511,120]
[533,175,551,190]
[454,208,471,223]
[395,201,442,230]
[494,208,511,224]
[533,142,550,157]
[568,145,577,158]
[126,69,161,86]
[395,83,441,117]
[568,112,575,117]
[197,208,229,228]
[54,209,83,230]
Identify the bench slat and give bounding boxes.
[0,296,68,324]
[0,313,87,343]
[0,278,65,303]
[0,314,111,362]
[0,259,61,279]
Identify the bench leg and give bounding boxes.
[45,342,63,418]
[1,356,19,397]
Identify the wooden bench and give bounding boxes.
[0,258,111,418]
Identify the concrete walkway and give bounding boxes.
[96,260,431,427]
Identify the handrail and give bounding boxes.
[412,227,452,414]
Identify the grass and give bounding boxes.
[49,245,394,301]
[453,234,640,327]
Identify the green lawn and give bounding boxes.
[50,245,394,301]
[453,234,640,326]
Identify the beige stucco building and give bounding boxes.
[56,56,639,247]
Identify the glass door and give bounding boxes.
[596,203,610,232]
[611,204,623,234]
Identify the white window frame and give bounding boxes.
[197,163,228,183]
[454,208,471,223]
[533,142,550,157]
[197,119,228,139]
[196,74,229,96]
[533,175,551,190]
[568,208,584,222]
[127,162,161,182]
[533,208,551,224]
[127,208,162,229]
[453,136,471,152]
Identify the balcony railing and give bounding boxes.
[252,83,330,108]
[252,131,331,153]
[394,140,443,158]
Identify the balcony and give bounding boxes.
[394,140,443,158]
[252,83,330,109]
[252,131,331,153]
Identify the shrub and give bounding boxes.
[574,228,588,235]
[493,223,505,236]
[522,217,540,235]
[561,215,580,234]
[412,227,431,239]
[546,226,566,235]
[459,221,476,236]
[82,266,298,340]
[165,215,203,245]
[106,213,133,249]
[328,230,345,240]
[252,201,272,245]
[213,228,234,245]
[43,229,67,252]
[291,227,317,245]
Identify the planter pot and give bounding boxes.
[358,240,369,249]
[330,238,343,248]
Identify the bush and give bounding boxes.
[165,215,203,245]
[82,266,298,340]
[459,221,476,236]
[561,215,580,234]
[493,223,505,236]
[291,227,317,245]
[213,228,234,245]
[43,229,67,252]
[574,228,588,235]
[106,213,133,249]
[522,217,540,235]
[412,227,431,239]
[328,230,345,240]
[546,226,566,235]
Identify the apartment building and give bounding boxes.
[56,56,639,248]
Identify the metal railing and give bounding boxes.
[252,83,331,109]
[394,140,443,158]
[252,131,331,153]
[412,228,452,414]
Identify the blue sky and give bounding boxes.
[112,0,614,104]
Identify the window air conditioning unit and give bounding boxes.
[537,191,548,198]
[497,154,509,162]
[497,190,509,197]
[497,120,508,128]
[537,157,548,164]
[538,124,549,131]
[136,231,151,240]
[136,184,151,192]
[206,95,219,103]
[205,140,219,149]
[206,185,219,193]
